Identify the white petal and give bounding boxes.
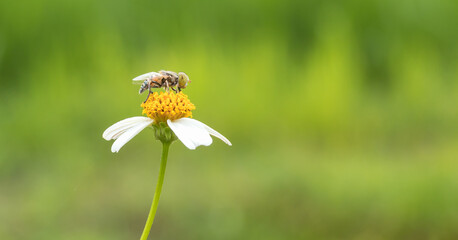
[167,119,212,150]
[111,119,153,153]
[103,116,153,140]
[132,72,160,81]
[176,118,232,146]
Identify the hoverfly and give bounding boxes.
[133,70,190,102]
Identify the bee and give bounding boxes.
[133,70,190,102]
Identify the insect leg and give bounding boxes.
[144,85,152,103]
[171,87,178,93]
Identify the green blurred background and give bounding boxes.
[1,0,457,239]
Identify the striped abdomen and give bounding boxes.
[139,80,150,94]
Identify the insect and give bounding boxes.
[133,70,190,102]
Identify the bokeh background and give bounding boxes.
[1,0,458,239]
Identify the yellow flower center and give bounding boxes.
[141,92,195,122]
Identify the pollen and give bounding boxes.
[141,92,196,122]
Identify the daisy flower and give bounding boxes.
[102,90,231,240]
[103,91,231,152]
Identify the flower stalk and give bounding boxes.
[140,141,171,240]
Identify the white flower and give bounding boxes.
[103,116,231,152]
[103,91,231,152]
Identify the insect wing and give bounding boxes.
[159,70,178,78]
[132,72,160,81]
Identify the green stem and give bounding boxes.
[140,142,170,240]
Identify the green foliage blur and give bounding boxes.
[1,0,457,239]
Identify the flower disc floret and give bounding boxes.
[141,92,195,122]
